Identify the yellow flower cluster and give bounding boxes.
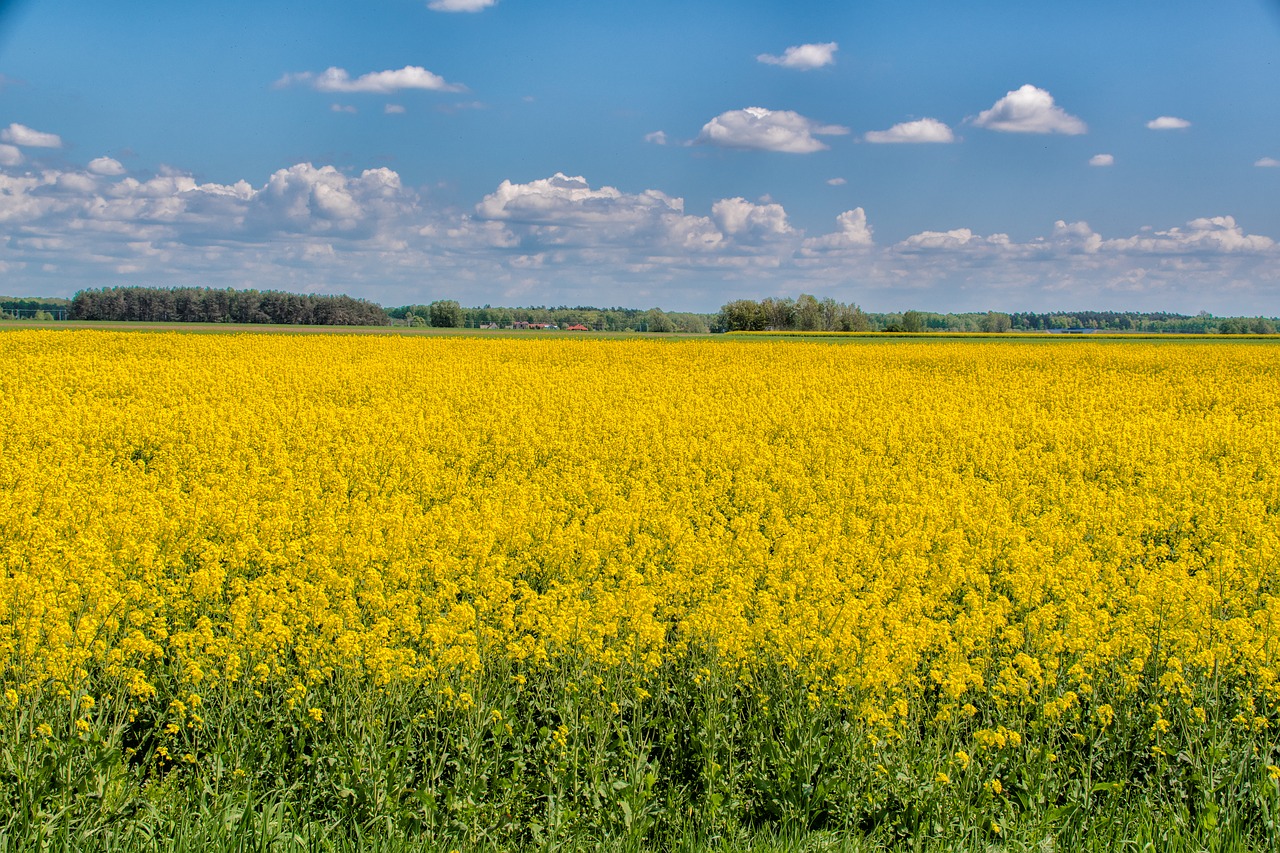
[1,331,1278,723]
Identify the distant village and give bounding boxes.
[482,322,591,331]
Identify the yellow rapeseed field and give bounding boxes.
[3,331,1277,710]
[2,329,1279,846]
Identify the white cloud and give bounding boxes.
[644,130,668,145]
[1051,220,1103,253]
[826,177,846,186]
[87,157,126,176]
[899,228,993,251]
[277,65,464,94]
[0,144,22,166]
[802,208,873,251]
[695,106,848,154]
[477,173,680,224]
[54,172,98,193]
[756,42,838,70]
[711,197,793,239]
[245,164,414,236]
[1146,116,1190,130]
[428,0,497,11]
[1,123,63,148]
[1254,157,1279,168]
[972,85,1086,135]
[419,217,518,250]
[385,104,406,115]
[331,104,358,114]
[864,118,954,144]
[472,172,726,252]
[1103,215,1274,254]
[1089,154,1115,167]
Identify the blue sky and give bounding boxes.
[1,0,1278,312]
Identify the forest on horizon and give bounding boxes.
[2,287,1277,335]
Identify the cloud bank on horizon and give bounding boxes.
[1,156,1275,314]
[0,0,1277,313]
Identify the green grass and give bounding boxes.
[5,654,1279,851]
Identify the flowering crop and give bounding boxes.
[1,330,1279,847]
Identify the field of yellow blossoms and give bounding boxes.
[2,329,1279,850]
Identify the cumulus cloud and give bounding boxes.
[1,123,63,148]
[477,173,681,224]
[1146,116,1190,130]
[277,65,464,94]
[1103,216,1273,254]
[472,172,727,253]
[331,104,358,114]
[696,107,848,154]
[972,85,1086,135]
[0,144,22,166]
[711,197,793,240]
[428,0,497,10]
[246,164,415,236]
[802,208,873,251]
[826,177,846,186]
[864,118,954,144]
[644,130,668,145]
[87,157,126,176]
[1089,154,1115,167]
[756,42,838,70]
[1051,220,1104,254]
[385,104,406,115]
[898,228,1010,251]
[1254,157,1279,168]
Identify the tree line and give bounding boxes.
[1009,310,1275,334]
[6,287,1276,334]
[1,297,70,321]
[715,297,1009,333]
[69,287,389,326]
[389,301,713,333]
[715,296,1278,335]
